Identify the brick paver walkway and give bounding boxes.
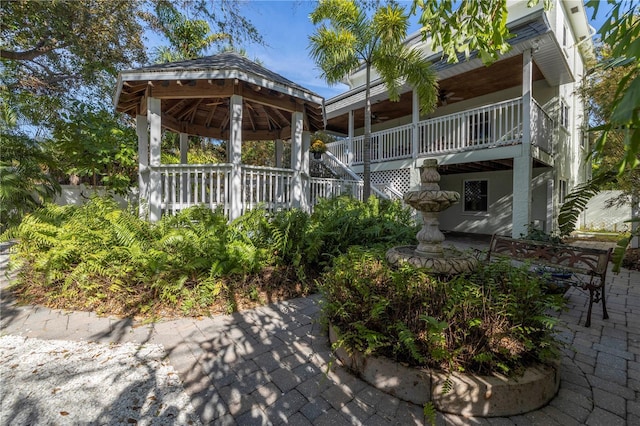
[1,238,638,425]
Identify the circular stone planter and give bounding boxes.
[386,245,478,275]
[329,325,560,417]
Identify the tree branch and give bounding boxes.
[1,39,63,61]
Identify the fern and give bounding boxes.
[423,401,437,426]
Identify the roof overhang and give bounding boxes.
[326,9,575,122]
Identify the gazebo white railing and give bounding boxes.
[154,163,364,217]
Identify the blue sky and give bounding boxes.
[154,1,614,100]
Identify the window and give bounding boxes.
[562,24,568,47]
[559,179,568,204]
[560,100,570,129]
[463,180,488,212]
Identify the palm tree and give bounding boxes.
[309,0,438,199]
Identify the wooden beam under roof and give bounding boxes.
[149,79,235,99]
[162,111,285,140]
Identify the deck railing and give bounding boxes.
[418,98,523,155]
[153,98,555,219]
[531,99,554,153]
[156,164,367,217]
[326,97,553,166]
[159,164,231,216]
[241,165,294,213]
[310,177,364,205]
[158,164,298,216]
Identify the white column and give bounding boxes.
[136,114,149,219]
[291,111,304,209]
[229,94,243,220]
[546,178,554,234]
[512,49,533,238]
[347,110,354,166]
[301,131,311,212]
[148,97,162,222]
[410,89,422,188]
[179,133,188,203]
[412,88,420,159]
[179,133,188,163]
[275,139,284,168]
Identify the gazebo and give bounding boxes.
[113,52,325,221]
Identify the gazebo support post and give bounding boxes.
[229,94,243,220]
[148,97,162,222]
[275,139,284,168]
[301,130,311,213]
[291,111,304,210]
[180,133,189,203]
[136,114,149,219]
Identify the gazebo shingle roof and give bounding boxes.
[114,52,325,140]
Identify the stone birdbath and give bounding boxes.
[386,159,477,275]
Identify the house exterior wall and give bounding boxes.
[438,168,551,236]
[325,0,594,236]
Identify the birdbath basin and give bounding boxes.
[386,159,477,275]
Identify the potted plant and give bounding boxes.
[310,139,327,159]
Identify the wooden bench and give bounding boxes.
[487,235,612,327]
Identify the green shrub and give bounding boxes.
[320,247,566,376]
[2,194,420,317]
[305,195,417,268]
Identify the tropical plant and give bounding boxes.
[2,193,419,316]
[320,247,565,375]
[0,96,60,231]
[1,0,262,138]
[309,0,438,199]
[558,2,639,268]
[305,195,417,268]
[49,102,138,194]
[151,0,228,63]
[411,0,520,65]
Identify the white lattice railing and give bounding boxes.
[241,165,294,213]
[326,97,553,166]
[158,164,232,216]
[157,164,297,216]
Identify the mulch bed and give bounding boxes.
[623,248,640,271]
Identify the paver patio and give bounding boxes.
[1,236,638,425]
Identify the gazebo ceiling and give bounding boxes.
[114,52,325,141]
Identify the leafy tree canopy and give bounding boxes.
[1,0,146,96]
[1,0,263,130]
[585,0,639,174]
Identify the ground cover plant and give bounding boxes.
[320,247,566,376]
[2,195,417,318]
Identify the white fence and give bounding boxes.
[581,191,633,232]
[241,165,294,213]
